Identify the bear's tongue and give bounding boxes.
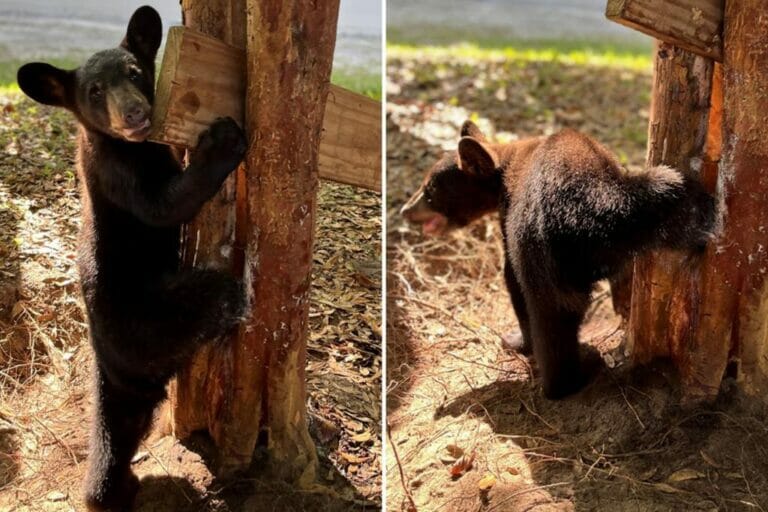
[422,215,446,236]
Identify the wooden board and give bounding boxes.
[150,26,381,192]
[606,0,723,61]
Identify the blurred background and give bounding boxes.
[388,0,648,50]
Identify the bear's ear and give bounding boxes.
[458,137,498,176]
[17,63,74,108]
[121,6,162,62]
[460,120,488,142]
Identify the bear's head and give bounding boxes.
[17,6,162,142]
[401,120,501,236]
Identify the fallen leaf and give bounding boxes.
[478,473,496,491]
[340,452,368,464]
[351,431,372,443]
[668,468,705,482]
[700,450,722,468]
[46,491,67,502]
[653,483,684,494]
[446,444,464,458]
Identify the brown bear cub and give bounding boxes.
[18,6,246,511]
[402,120,715,400]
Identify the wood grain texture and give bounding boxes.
[150,26,381,191]
[606,0,724,61]
[627,42,714,371]
[169,0,246,447]
[629,1,768,403]
[205,0,341,479]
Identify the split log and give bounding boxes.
[605,0,724,61]
[150,26,381,191]
[170,0,246,440]
[627,42,715,367]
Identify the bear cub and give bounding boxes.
[18,6,246,511]
[402,120,715,400]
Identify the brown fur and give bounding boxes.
[403,121,715,399]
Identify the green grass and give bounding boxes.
[388,41,653,71]
[332,68,382,100]
[388,25,652,53]
[0,58,82,94]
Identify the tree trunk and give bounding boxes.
[230,0,340,481]
[629,1,768,402]
[170,0,341,481]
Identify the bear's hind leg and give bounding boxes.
[527,291,590,399]
[84,367,162,512]
[129,269,246,378]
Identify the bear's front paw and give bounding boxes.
[195,117,247,176]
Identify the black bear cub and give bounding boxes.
[402,120,715,400]
[18,6,246,511]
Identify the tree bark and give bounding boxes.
[681,0,768,399]
[229,0,340,481]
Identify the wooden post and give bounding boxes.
[169,0,341,481]
[230,0,341,481]
[171,0,246,439]
[681,0,768,399]
[626,1,768,401]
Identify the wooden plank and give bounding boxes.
[150,26,381,192]
[605,0,723,61]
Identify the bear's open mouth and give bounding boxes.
[421,214,448,236]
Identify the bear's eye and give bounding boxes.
[128,67,141,82]
[89,85,103,101]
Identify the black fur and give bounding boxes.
[18,6,247,511]
[403,122,715,399]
